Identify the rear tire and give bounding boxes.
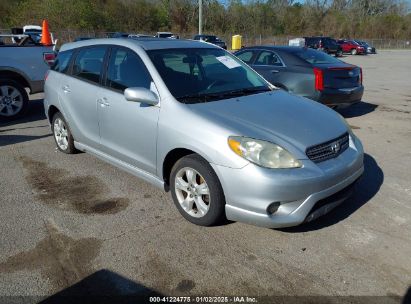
[52,112,77,154]
[351,48,357,55]
[0,80,29,121]
[170,154,226,226]
[335,49,343,57]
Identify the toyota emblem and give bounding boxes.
[331,142,341,153]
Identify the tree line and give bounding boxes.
[0,0,410,39]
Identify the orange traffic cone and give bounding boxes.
[40,19,52,46]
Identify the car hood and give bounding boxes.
[187,90,348,158]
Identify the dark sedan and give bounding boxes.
[354,40,376,54]
[234,46,364,108]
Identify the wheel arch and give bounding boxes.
[0,69,31,91]
[47,105,60,123]
[162,148,214,190]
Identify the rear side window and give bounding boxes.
[295,49,341,64]
[106,47,152,92]
[235,51,254,64]
[255,51,283,66]
[72,46,107,84]
[52,50,73,74]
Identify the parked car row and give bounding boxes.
[44,38,364,229]
[302,36,377,55]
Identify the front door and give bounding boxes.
[251,50,286,87]
[97,47,160,174]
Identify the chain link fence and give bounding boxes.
[2,28,410,50]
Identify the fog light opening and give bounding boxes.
[267,202,281,215]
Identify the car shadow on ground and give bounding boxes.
[336,101,378,118]
[40,269,162,304]
[0,133,50,147]
[279,153,383,233]
[402,286,411,304]
[0,99,51,146]
[0,98,46,128]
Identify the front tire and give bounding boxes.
[0,80,29,121]
[351,48,357,55]
[52,112,76,154]
[170,154,225,226]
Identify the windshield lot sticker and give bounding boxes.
[216,56,241,69]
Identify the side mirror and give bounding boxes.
[124,87,159,106]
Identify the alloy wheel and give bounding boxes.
[53,118,69,151]
[0,85,23,117]
[174,167,210,218]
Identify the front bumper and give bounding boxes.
[211,136,364,228]
[318,85,364,107]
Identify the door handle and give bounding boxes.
[62,85,71,93]
[270,70,280,74]
[97,97,110,107]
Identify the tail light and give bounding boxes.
[43,52,56,66]
[314,68,324,91]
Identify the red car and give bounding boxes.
[337,40,366,55]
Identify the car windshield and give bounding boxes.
[148,48,270,103]
[295,49,341,64]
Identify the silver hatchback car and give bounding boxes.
[44,38,364,228]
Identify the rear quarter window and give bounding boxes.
[52,50,73,74]
[295,49,341,64]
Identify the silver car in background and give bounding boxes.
[44,38,364,228]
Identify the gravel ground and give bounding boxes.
[0,50,410,303]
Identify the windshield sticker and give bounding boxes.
[216,56,241,69]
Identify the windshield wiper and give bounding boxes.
[228,86,271,95]
[177,92,223,103]
[177,87,271,104]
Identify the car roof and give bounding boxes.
[239,45,308,53]
[59,38,219,52]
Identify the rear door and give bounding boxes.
[98,46,160,174]
[324,38,339,53]
[59,45,108,149]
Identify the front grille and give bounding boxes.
[306,133,349,163]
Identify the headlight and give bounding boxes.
[228,136,302,169]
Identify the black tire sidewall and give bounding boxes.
[51,112,76,154]
[0,79,29,121]
[170,154,226,226]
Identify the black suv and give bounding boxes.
[304,36,343,57]
[193,35,227,49]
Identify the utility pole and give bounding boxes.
[199,0,203,35]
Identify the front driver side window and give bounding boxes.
[255,51,283,67]
[106,48,152,92]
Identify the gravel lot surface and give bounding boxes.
[0,50,410,303]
